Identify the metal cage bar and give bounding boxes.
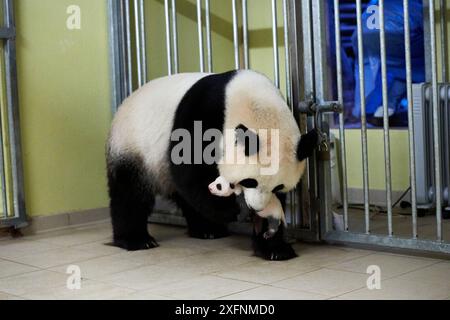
[133,0,143,86]
[171,0,179,74]
[429,0,443,241]
[379,0,393,236]
[356,0,370,234]
[242,0,249,69]
[124,0,133,94]
[165,0,173,75]
[232,0,240,70]
[333,0,349,231]
[205,0,213,72]
[196,0,205,72]
[403,0,418,239]
[282,0,296,226]
[271,0,280,88]
[0,0,26,227]
[440,0,447,82]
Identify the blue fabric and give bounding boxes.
[350,0,425,124]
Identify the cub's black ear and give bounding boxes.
[297,129,318,161]
[239,178,258,188]
[235,124,260,156]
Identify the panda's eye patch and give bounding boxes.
[239,179,258,188]
[217,184,222,191]
[229,183,235,189]
[272,184,285,193]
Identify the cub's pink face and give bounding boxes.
[208,177,235,197]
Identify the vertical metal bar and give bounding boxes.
[440,0,447,82]
[3,0,26,224]
[171,0,179,73]
[205,0,213,72]
[271,0,280,88]
[333,0,349,231]
[242,0,249,69]
[119,0,128,98]
[429,0,443,241]
[0,95,7,218]
[164,0,173,75]
[124,0,133,94]
[108,0,125,112]
[379,0,393,236]
[301,0,316,231]
[232,0,240,70]
[283,0,295,226]
[312,0,333,234]
[139,0,147,83]
[403,0,418,239]
[133,0,143,86]
[356,0,370,234]
[197,0,205,72]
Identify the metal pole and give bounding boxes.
[429,0,443,241]
[205,0,213,72]
[197,0,205,72]
[356,0,370,234]
[272,0,280,88]
[124,0,133,94]
[139,0,147,83]
[164,0,173,75]
[282,0,296,226]
[171,0,179,73]
[403,0,418,239]
[133,0,143,86]
[4,0,26,224]
[333,0,349,231]
[242,0,249,69]
[119,0,128,98]
[379,0,393,236]
[232,0,240,69]
[440,0,447,82]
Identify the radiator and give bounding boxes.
[413,83,450,209]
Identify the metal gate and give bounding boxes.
[108,0,450,255]
[0,0,26,229]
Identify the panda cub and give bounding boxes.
[208,176,286,239]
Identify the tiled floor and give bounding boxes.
[0,221,449,300]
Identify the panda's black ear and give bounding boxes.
[235,124,260,156]
[297,129,318,161]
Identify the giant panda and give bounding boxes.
[106,70,317,260]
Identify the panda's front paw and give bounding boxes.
[112,235,159,251]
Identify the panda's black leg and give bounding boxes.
[252,193,297,261]
[108,156,159,251]
[252,216,297,260]
[174,195,229,239]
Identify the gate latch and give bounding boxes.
[297,100,343,152]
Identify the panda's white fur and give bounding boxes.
[109,70,304,211]
[109,72,209,195]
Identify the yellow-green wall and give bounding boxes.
[15,0,112,217]
[11,0,450,219]
[145,0,235,80]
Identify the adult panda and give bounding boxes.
[107,70,317,260]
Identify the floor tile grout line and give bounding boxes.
[213,284,266,300]
[324,258,442,280]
